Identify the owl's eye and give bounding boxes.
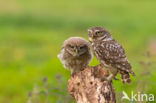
[70,45,74,49]
[80,46,85,49]
[96,31,101,36]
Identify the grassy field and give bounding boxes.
[0,0,156,103]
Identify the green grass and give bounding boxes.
[0,0,156,103]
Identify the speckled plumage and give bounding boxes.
[88,27,135,84]
[58,37,92,75]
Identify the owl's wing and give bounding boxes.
[96,40,135,75]
[98,40,126,61]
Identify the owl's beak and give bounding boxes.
[73,49,79,57]
[91,35,94,39]
[75,49,78,54]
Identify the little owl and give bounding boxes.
[88,27,135,84]
[58,37,92,75]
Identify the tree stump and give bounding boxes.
[68,65,116,103]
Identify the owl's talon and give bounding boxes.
[114,77,119,80]
[101,74,114,82]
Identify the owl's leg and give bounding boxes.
[101,74,113,82]
[113,76,119,80]
[107,74,114,81]
[101,74,118,82]
[101,67,119,82]
[110,67,119,80]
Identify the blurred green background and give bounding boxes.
[0,0,156,103]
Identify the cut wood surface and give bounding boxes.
[68,65,116,103]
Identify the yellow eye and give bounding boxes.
[70,45,74,49]
[96,31,101,36]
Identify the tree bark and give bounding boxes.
[68,65,116,103]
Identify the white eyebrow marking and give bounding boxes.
[94,30,100,32]
[102,38,113,41]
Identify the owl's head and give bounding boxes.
[88,27,112,42]
[63,37,90,57]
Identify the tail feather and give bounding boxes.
[120,70,131,84]
[129,70,136,76]
[125,62,136,77]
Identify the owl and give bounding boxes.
[88,27,135,84]
[58,37,92,75]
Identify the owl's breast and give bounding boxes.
[60,48,92,73]
[92,42,111,66]
[66,58,85,71]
